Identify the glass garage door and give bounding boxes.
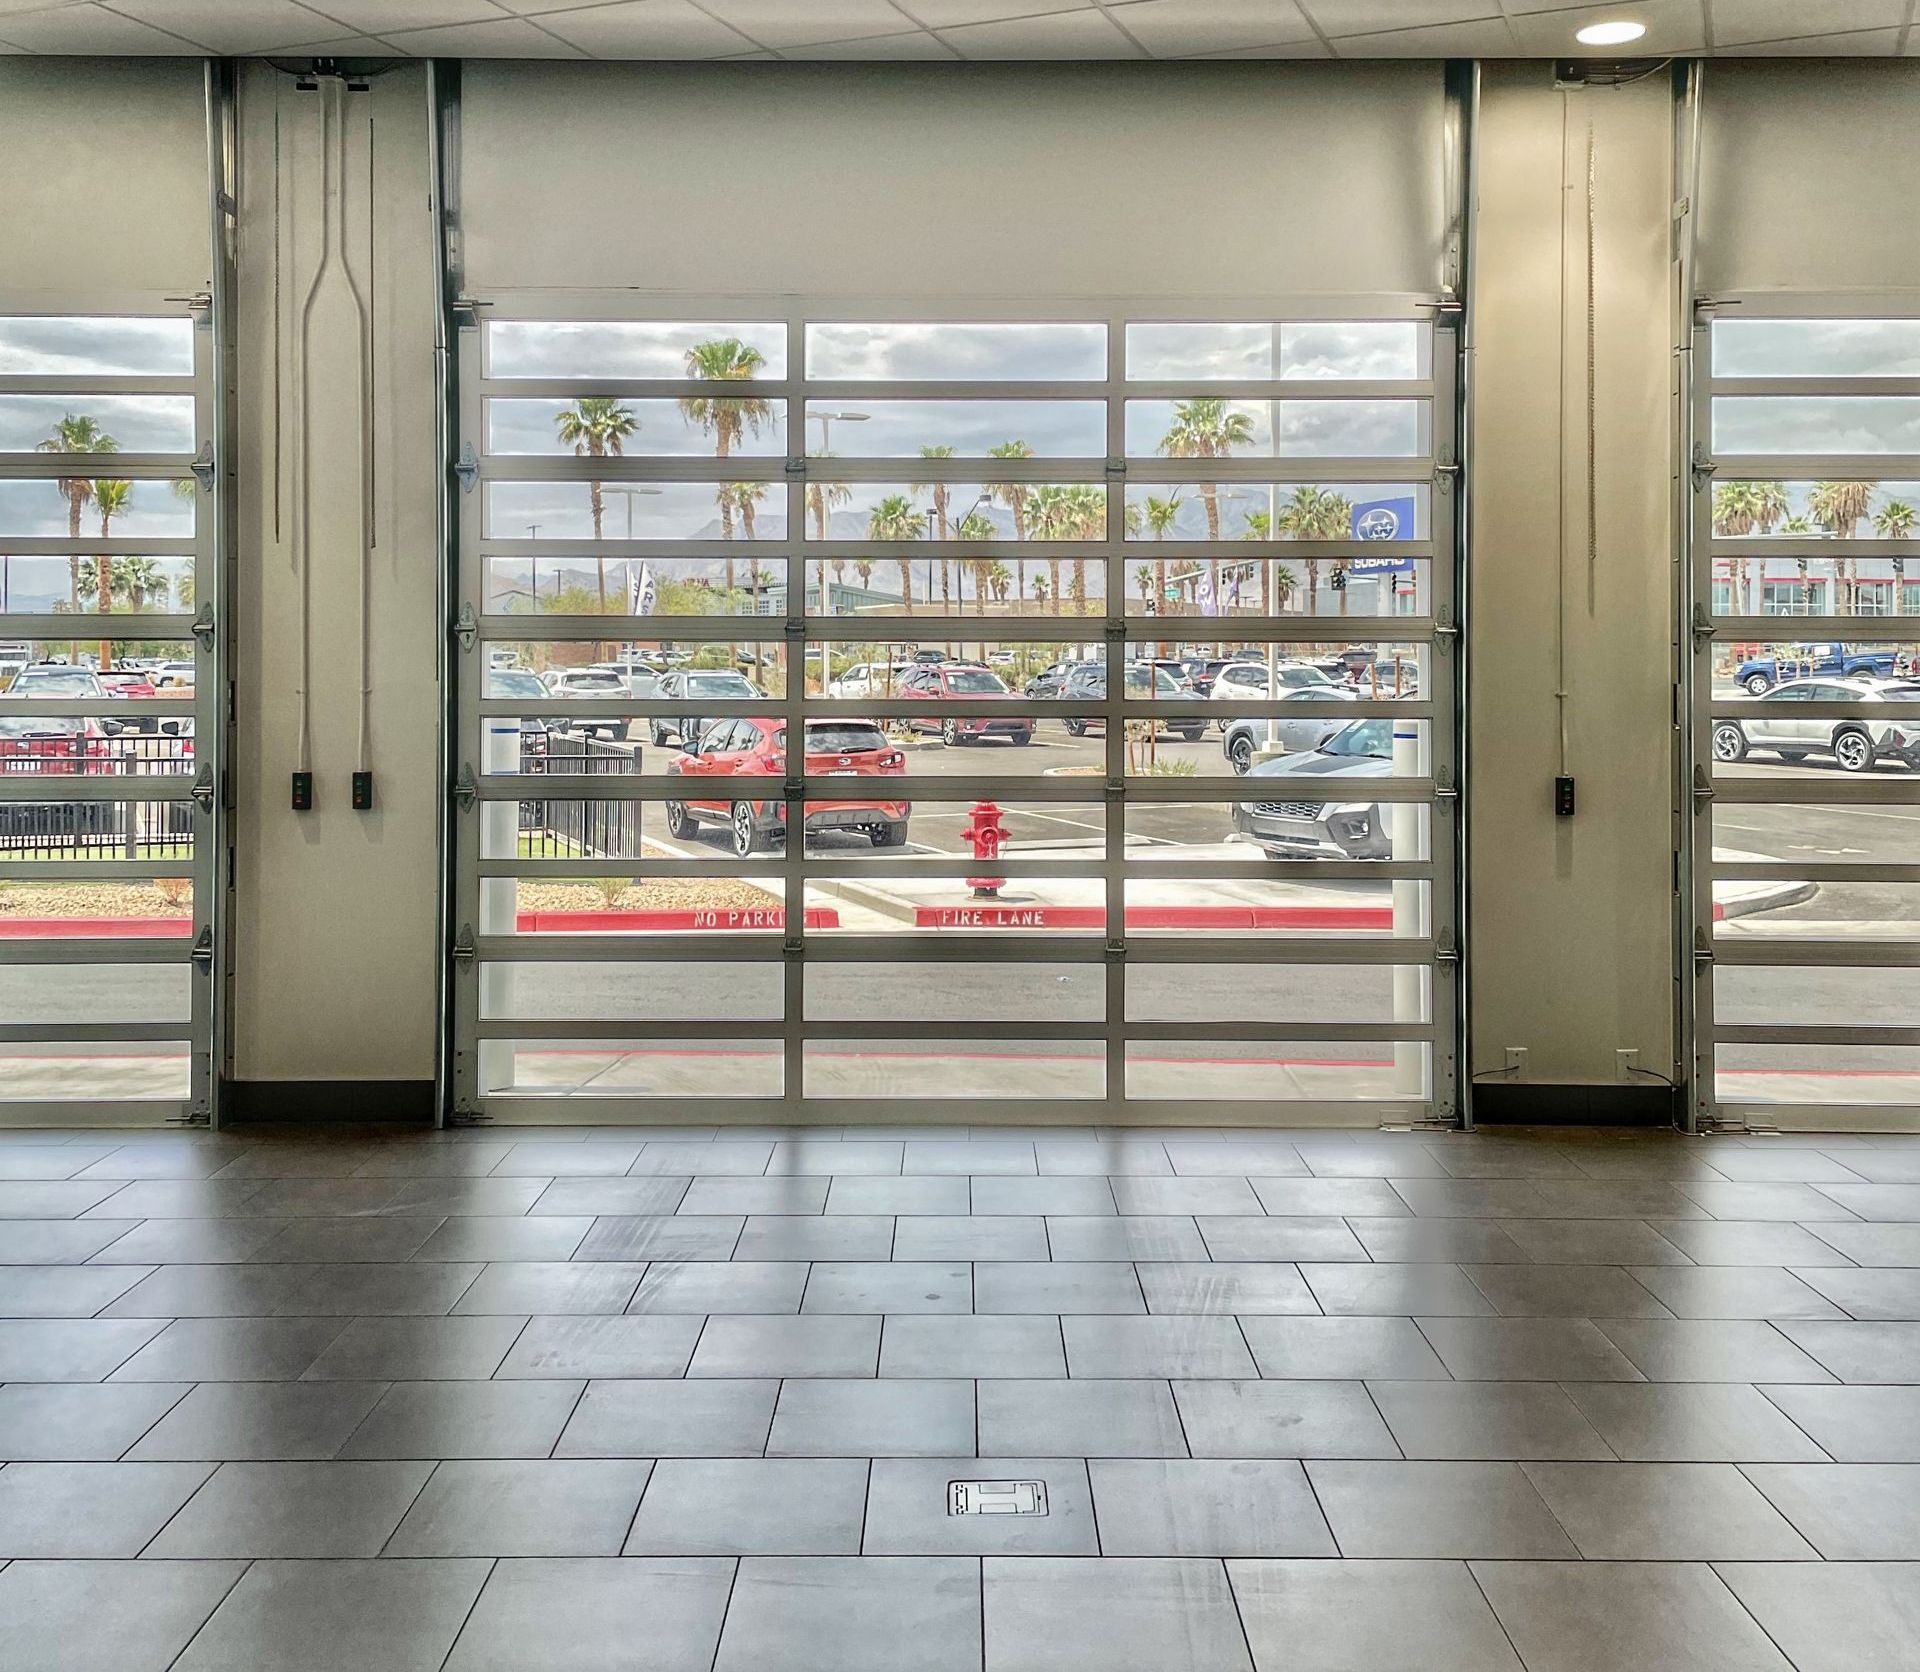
[1692,309,1920,1130]
[0,309,217,1122]
[451,308,1458,1124]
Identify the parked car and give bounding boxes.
[665,716,909,856]
[1208,659,1342,726]
[1220,688,1364,771]
[589,661,664,700]
[651,668,764,747]
[0,715,115,836]
[1733,643,1912,696]
[987,650,1018,666]
[538,667,631,739]
[482,668,554,759]
[1143,658,1195,693]
[829,661,914,701]
[894,663,1032,746]
[1058,663,1204,740]
[1233,716,1398,860]
[1023,662,1077,699]
[1712,677,1920,773]
[8,666,107,702]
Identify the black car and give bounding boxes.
[1023,661,1077,699]
[1058,663,1205,740]
[649,668,764,747]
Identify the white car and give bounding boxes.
[1208,659,1341,726]
[829,661,914,700]
[541,667,631,739]
[1713,677,1920,774]
[588,661,665,700]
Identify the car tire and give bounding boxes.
[941,719,962,747]
[1064,718,1085,738]
[1011,731,1032,746]
[650,723,668,748]
[1744,673,1773,696]
[1834,728,1876,773]
[730,801,765,857]
[1712,723,1748,763]
[1227,732,1255,774]
[869,821,907,848]
[664,800,692,839]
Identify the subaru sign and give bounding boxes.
[1348,495,1416,575]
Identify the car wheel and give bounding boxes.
[650,723,668,748]
[1064,718,1085,737]
[869,821,907,848]
[941,719,962,746]
[664,800,691,839]
[1179,725,1204,742]
[1011,730,1032,746]
[1744,673,1772,696]
[1834,728,1876,773]
[1711,723,1748,763]
[730,801,765,857]
[1227,732,1254,774]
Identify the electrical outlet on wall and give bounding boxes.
[1616,1048,1639,1082]
[1504,1046,1528,1081]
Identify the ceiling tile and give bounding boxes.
[0,1,198,48]
[781,27,966,55]
[378,13,590,50]
[1507,0,1706,54]
[1709,0,1907,46]
[1734,25,1905,51]
[0,0,86,14]
[110,0,345,51]
[1332,16,1515,51]
[694,0,918,47]
[1302,0,1499,28]
[1195,34,1335,53]
[895,0,1095,26]
[305,0,510,32]
[941,6,1143,53]
[534,0,758,55]
[266,33,405,52]
[1106,0,1319,56]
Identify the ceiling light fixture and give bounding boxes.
[1574,18,1648,45]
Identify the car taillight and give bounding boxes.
[879,751,904,769]
[768,754,785,772]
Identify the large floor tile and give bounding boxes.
[1090,1458,1335,1556]
[1408,1316,1645,1381]
[555,1376,777,1457]
[679,1176,828,1215]
[0,1380,188,1460]
[1560,1381,1828,1462]
[1742,1463,1920,1557]
[495,1314,704,1378]
[450,1260,645,1315]
[823,1176,971,1215]
[867,1456,1096,1554]
[735,1214,895,1261]
[1460,1263,1672,1319]
[1228,1558,1523,1672]
[0,1558,244,1672]
[1346,1216,1531,1263]
[1045,1215,1206,1260]
[625,1457,868,1555]
[173,1558,490,1672]
[0,1460,213,1556]
[768,1377,975,1456]
[1135,1261,1316,1315]
[1519,1460,1816,1558]
[977,1378,1188,1458]
[801,1260,971,1314]
[1172,1378,1398,1459]
[445,1557,734,1672]
[1627,1264,1846,1320]
[299,1313,528,1380]
[1062,1314,1256,1378]
[689,1313,880,1378]
[1760,1383,1920,1461]
[1593,1318,1834,1382]
[144,1459,434,1557]
[1791,1265,1920,1320]
[526,1176,689,1215]
[0,1218,141,1263]
[1299,1261,1496,1316]
[979,1260,1145,1314]
[632,1259,808,1314]
[1366,1378,1611,1460]
[891,1215,1047,1261]
[387,1457,653,1555]
[0,1261,152,1316]
[883,1314,1066,1378]
[983,1556,1252,1672]
[0,1316,166,1379]
[126,1380,388,1461]
[1305,1460,1577,1558]
[107,1316,350,1382]
[1470,1559,1794,1672]
[1716,1561,1920,1672]
[1196,1217,1369,1262]
[1239,1315,1449,1380]
[718,1557,981,1672]
[1776,1319,1920,1382]
[338,1378,585,1459]
[969,1177,1115,1215]
[572,1214,741,1261]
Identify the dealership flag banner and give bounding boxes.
[628,562,657,616]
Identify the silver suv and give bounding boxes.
[1713,677,1920,774]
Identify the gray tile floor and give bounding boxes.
[0,1122,1918,1670]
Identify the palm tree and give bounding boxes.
[1874,499,1916,614]
[113,555,162,611]
[914,446,956,611]
[1241,509,1275,615]
[680,338,772,601]
[1276,484,1354,613]
[867,493,922,612]
[1063,483,1105,615]
[1134,564,1156,612]
[987,561,1012,605]
[1143,492,1182,652]
[1157,397,1254,543]
[553,397,638,621]
[987,440,1033,612]
[1024,484,1071,616]
[1810,480,1876,613]
[854,557,874,596]
[721,482,771,613]
[1031,574,1049,612]
[807,454,853,540]
[91,478,132,670]
[37,413,118,615]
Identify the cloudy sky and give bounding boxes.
[0,316,192,378]
[0,479,193,541]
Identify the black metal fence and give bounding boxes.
[0,736,195,858]
[517,727,642,859]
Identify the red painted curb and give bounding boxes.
[913,903,1396,930]
[0,916,191,937]
[514,906,840,932]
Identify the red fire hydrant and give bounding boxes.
[964,800,1009,898]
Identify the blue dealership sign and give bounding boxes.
[1348,495,1416,574]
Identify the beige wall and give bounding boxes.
[228,64,440,1084]
[1467,64,1676,1087]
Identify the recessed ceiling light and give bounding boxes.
[1575,18,1648,45]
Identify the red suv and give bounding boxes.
[665,717,910,856]
[895,664,1033,746]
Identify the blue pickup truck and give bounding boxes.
[1733,644,1911,695]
